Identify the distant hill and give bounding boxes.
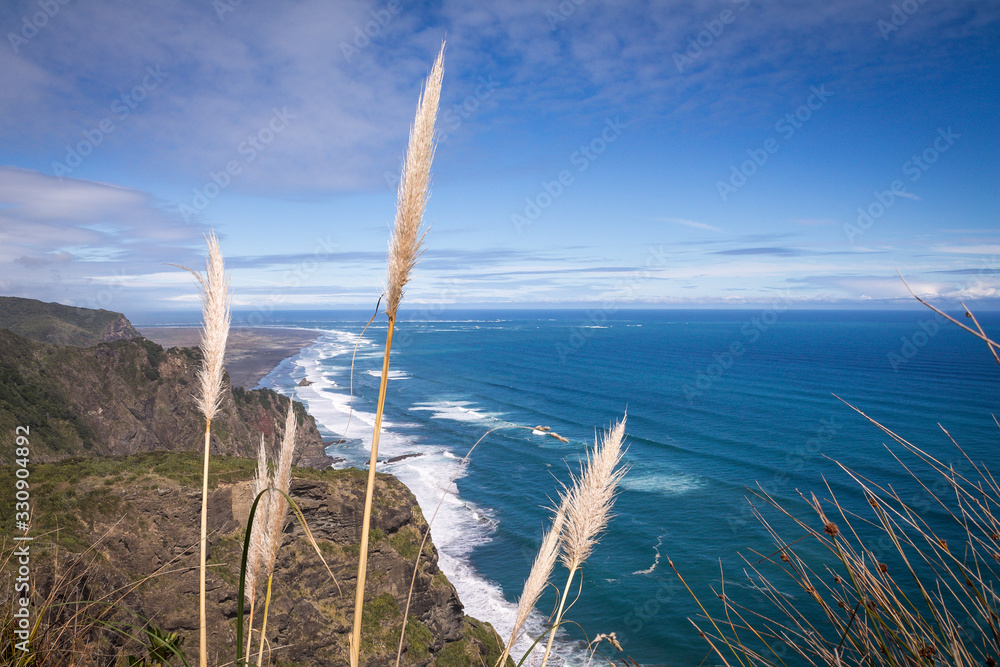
[0,327,331,467]
[0,295,141,346]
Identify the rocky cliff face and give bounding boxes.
[0,329,330,467]
[97,313,142,342]
[1,453,508,666]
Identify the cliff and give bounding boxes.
[0,453,508,666]
[0,296,141,346]
[0,328,331,468]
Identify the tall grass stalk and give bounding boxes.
[178,231,231,667]
[350,41,444,667]
[540,414,628,667]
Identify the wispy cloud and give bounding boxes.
[713,247,803,257]
[658,217,723,233]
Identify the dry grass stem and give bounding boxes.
[351,41,445,667]
[385,41,444,319]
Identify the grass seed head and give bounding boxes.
[191,232,231,421]
[386,42,445,319]
[561,414,628,571]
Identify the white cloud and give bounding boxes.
[658,217,723,233]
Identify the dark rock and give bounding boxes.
[386,453,424,464]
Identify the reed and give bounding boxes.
[349,41,445,667]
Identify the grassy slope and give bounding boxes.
[0,295,132,346]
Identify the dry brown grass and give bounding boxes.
[674,301,1000,667]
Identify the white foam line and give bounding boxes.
[633,534,666,576]
[258,331,592,665]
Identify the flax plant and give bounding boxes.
[349,41,445,667]
[541,414,628,667]
[178,231,231,667]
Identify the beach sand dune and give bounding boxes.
[139,326,320,389]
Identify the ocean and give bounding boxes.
[252,309,1000,666]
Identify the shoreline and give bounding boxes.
[138,326,322,389]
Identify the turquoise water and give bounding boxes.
[253,309,1000,665]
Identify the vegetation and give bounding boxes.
[675,302,1000,667]
[0,295,139,347]
[0,41,636,667]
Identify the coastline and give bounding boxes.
[139,326,322,389]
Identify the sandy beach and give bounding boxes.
[138,326,321,389]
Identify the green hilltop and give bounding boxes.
[0,295,141,347]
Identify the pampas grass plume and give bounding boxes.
[561,414,628,571]
[541,413,628,667]
[385,41,444,319]
[193,231,231,420]
[247,434,274,600]
[351,42,445,667]
[266,401,297,568]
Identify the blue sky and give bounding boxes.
[1,0,998,314]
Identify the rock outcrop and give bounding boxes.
[0,328,331,467]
